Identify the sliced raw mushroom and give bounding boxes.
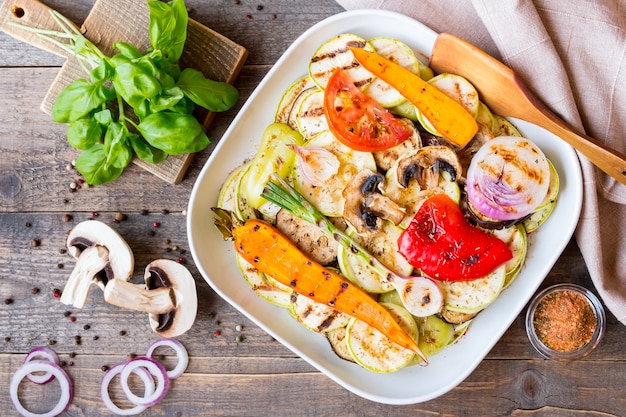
[342,169,405,235]
[61,220,134,308]
[395,145,462,190]
[104,259,197,338]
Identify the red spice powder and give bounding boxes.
[533,290,597,352]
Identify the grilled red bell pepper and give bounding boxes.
[398,194,513,281]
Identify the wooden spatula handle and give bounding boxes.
[529,101,626,185]
[0,0,74,59]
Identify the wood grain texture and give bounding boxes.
[1,1,625,416]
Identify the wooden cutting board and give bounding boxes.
[0,0,247,184]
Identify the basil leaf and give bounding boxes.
[169,96,195,114]
[136,112,209,154]
[149,86,184,113]
[177,68,239,112]
[148,0,188,62]
[94,109,113,126]
[129,134,168,164]
[90,59,114,82]
[66,118,102,150]
[113,42,143,60]
[113,62,162,109]
[75,144,124,185]
[52,79,111,123]
[103,122,133,169]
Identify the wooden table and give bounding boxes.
[1,1,625,416]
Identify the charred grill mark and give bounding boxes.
[310,40,367,63]
[318,314,336,331]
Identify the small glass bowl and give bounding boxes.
[525,283,605,361]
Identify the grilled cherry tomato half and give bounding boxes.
[323,68,411,152]
[398,194,513,281]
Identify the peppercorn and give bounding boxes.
[4,298,13,305]
[62,213,73,222]
[31,287,40,295]
[30,239,40,247]
[52,288,62,298]
[83,324,91,330]
[119,330,127,336]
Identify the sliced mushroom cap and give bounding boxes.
[145,259,198,338]
[396,145,462,190]
[66,220,134,285]
[342,169,405,235]
[61,220,134,308]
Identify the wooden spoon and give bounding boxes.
[429,32,626,186]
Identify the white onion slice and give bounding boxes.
[466,136,550,221]
[145,338,189,379]
[120,357,169,407]
[290,144,340,186]
[10,359,73,417]
[23,347,60,385]
[100,363,155,416]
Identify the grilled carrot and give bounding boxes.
[350,46,478,147]
[232,218,427,363]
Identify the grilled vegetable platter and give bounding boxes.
[187,9,582,404]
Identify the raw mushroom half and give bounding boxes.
[104,259,198,338]
[61,220,134,308]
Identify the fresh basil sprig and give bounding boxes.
[12,0,239,185]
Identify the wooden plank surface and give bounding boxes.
[1,1,625,416]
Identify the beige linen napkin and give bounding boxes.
[336,0,626,324]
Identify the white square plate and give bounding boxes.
[187,9,583,404]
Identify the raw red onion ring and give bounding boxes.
[23,347,60,385]
[145,337,189,379]
[120,357,169,407]
[100,363,155,416]
[10,359,73,417]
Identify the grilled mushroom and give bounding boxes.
[342,169,405,235]
[395,145,462,190]
[61,220,134,308]
[104,259,198,338]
